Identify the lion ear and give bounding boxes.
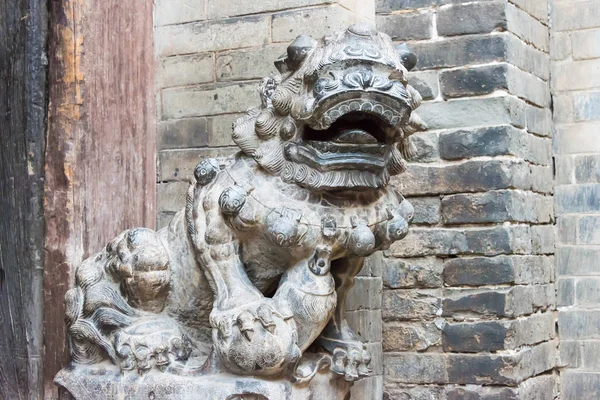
[274,34,317,73]
[394,43,417,72]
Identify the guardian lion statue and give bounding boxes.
[56,24,425,399]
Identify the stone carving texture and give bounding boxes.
[55,24,424,399]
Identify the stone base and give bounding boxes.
[55,363,353,400]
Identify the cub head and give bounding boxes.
[233,24,425,192]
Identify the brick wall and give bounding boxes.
[376,1,557,398]
[551,0,600,398]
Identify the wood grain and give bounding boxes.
[0,0,48,398]
[45,0,156,396]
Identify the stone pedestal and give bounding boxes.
[55,364,352,400]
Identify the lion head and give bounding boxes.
[233,24,425,191]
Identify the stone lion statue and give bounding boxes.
[57,24,424,398]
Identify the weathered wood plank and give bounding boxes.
[0,0,48,398]
[44,0,156,397]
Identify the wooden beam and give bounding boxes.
[45,0,156,396]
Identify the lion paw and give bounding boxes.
[318,337,372,382]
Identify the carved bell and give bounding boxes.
[219,186,247,216]
[348,217,376,256]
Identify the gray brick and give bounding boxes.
[562,372,600,400]
[441,190,552,224]
[555,184,600,214]
[506,34,550,80]
[207,114,241,147]
[417,96,525,130]
[271,5,362,43]
[407,131,439,163]
[384,353,448,384]
[156,16,270,56]
[574,91,600,122]
[346,277,382,311]
[444,256,516,286]
[216,45,285,81]
[557,246,600,276]
[506,3,549,52]
[440,64,508,99]
[530,225,554,254]
[162,83,258,119]
[382,256,443,289]
[409,196,440,225]
[557,216,577,244]
[553,60,600,91]
[387,225,533,257]
[574,155,600,184]
[157,54,214,89]
[559,310,600,340]
[513,256,554,285]
[581,341,600,370]
[551,32,571,61]
[408,70,439,101]
[154,0,205,26]
[352,376,383,400]
[376,11,432,41]
[553,0,600,31]
[384,385,445,400]
[529,165,553,194]
[517,374,557,400]
[158,147,238,182]
[532,284,555,311]
[443,321,507,353]
[576,278,600,306]
[207,0,330,19]
[572,29,600,60]
[442,286,533,318]
[506,312,555,348]
[559,340,581,368]
[345,309,382,343]
[579,216,600,245]
[382,289,441,321]
[157,181,189,213]
[437,2,506,37]
[509,0,548,24]
[410,34,506,71]
[394,159,530,196]
[158,117,208,150]
[447,387,517,400]
[554,123,600,154]
[383,321,441,351]
[526,104,552,136]
[558,278,575,307]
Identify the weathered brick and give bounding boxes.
[271,5,363,43]
[572,29,600,60]
[513,256,554,284]
[444,256,516,286]
[443,286,533,318]
[154,0,205,26]
[447,387,517,400]
[376,11,432,41]
[410,34,506,71]
[581,341,600,370]
[158,117,208,150]
[555,184,600,214]
[383,321,441,351]
[509,0,548,24]
[408,70,439,101]
[443,321,507,353]
[158,147,238,182]
[561,372,600,400]
[382,256,443,289]
[409,196,440,225]
[418,96,526,130]
[559,310,600,340]
[526,104,552,136]
[532,284,555,310]
[441,190,552,224]
[553,0,600,31]
[437,2,506,37]
[206,0,330,19]
[207,114,240,147]
[556,214,578,243]
[407,132,439,163]
[382,289,441,321]
[555,123,600,155]
[346,309,382,343]
[162,83,258,119]
[157,181,189,213]
[506,4,549,52]
[387,225,533,258]
[530,225,554,254]
[554,156,575,186]
[530,165,553,194]
[551,32,571,61]
[394,159,530,196]
[506,312,555,348]
[506,34,550,80]
[517,374,557,400]
[557,278,575,307]
[346,276,382,311]
[559,340,581,368]
[384,385,444,400]
[578,216,600,245]
[156,16,270,57]
[574,91,600,122]
[576,277,600,306]
[384,353,448,384]
[574,155,600,183]
[157,54,214,89]
[557,246,600,276]
[352,376,383,400]
[553,59,600,91]
[216,45,285,81]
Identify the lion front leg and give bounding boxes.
[317,256,373,382]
